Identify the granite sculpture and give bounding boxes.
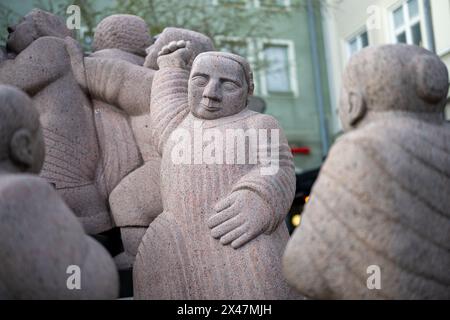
[132,40,298,299]
[0,9,110,234]
[283,44,450,299]
[65,27,216,268]
[0,85,119,299]
[88,14,158,269]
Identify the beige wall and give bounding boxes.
[323,0,450,132]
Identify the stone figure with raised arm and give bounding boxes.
[132,40,299,299]
[0,9,109,234]
[65,27,216,267]
[0,85,118,299]
[283,44,450,299]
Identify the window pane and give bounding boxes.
[411,22,422,46]
[361,32,369,48]
[348,38,358,56]
[393,6,405,29]
[396,32,407,43]
[408,0,419,18]
[264,45,290,92]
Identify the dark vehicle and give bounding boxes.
[285,167,320,234]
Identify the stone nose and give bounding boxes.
[203,80,222,102]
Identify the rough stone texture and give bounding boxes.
[0,85,118,299]
[92,14,152,57]
[88,15,156,268]
[0,47,6,63]
[247,96,267,113]
[283,44,450,300]
[144,27,216,70]
[0,9,110,235]
[67,27,216,268]
[133,42,299,299]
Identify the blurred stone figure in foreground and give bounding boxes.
[0,85,118,299]
[283,44,450,299]
[87,14,161,269]
[133,41,298,299]
[0,9,109,235]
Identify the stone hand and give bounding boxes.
[64,36,87,92]
[208,190,273,249]
[156,40,193,69]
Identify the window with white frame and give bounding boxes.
[263,44,292,93]
[347,30,369,57]
[391,0,429,48]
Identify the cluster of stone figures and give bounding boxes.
[0,9,449,300]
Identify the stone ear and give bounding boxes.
[414,54,449,104]
[347,90,367,126]
[10,128,34,169]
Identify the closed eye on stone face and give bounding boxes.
[222,80,241,91]
[191,74,209,87]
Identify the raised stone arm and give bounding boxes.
[208,115,296,249]
[0,37,68,94]
[64,37,154,117]
[150,40,193,155]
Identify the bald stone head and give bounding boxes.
[0,85,45,174]
[144,27,215,69]
[339,44,449,131]
[6,9,74,54]
[93,14,152,56]
[188,51,254,120]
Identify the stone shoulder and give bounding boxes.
[89,48,145,65]
[244,112,284,131]
[0,175,59,211]
[0,174,53,193]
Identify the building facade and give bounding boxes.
[214,0,333,171]
[322,0,450,133]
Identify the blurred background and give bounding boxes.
[1,0,449,231]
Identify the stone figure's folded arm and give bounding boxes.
[83,57,154,116]
[0,37,68,95]
[150,65,190,155]
[232,116,296,234]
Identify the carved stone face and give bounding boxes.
[6,16,37,54]
[188,55,248,120]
